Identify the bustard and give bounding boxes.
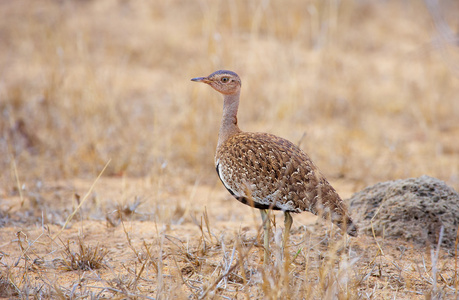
[191,70,357,262]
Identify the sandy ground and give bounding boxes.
[1,177,457,299]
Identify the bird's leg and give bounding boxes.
[281,211,293,287]
[282,211,293,261]
[260,209,270,264]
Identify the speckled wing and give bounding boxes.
[215,132,357,236]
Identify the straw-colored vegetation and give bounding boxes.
[1,0,458,298]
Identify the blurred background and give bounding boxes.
[1,0,458,194]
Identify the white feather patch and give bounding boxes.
[217,163,242,197]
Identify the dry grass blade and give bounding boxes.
[52,159,111,241]
[198,258,241,300]
[198,235,257,300]
[429,226,444,297]
[9,152,24,208]
[203,207,216,244]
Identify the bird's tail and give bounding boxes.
[314,183,359,237]
[342,216,358,237]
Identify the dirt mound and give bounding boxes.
[349,175,459,249]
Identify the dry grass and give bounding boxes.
[1,0,459,299]
[58,238,108,271]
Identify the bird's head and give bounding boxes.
[191,70,241,95]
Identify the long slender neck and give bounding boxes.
[217,91,241,148]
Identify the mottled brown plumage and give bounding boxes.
[191,70,357,259]
[216,131,356,234]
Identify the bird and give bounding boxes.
[191,70,358,263]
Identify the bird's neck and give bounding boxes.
[218,91,241,148]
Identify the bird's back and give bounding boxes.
[215,131,357,236]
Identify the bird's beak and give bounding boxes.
[191,76,210,84]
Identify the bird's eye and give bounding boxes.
[221,77,229,83]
